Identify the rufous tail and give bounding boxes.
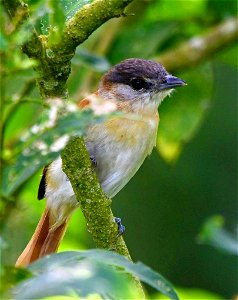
[16,208,68,267]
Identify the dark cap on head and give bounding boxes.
[104,58,168,84]
[103,58,185,92]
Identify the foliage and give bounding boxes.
[153,287,223,300]
[198,215,238,256]
[0,0,237,299]
[3,107,105,196]
[4,249,178,299]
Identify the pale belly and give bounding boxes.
[45,116,158,225]
[86,117,158,197]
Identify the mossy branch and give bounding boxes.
[156,17,238,72]
[61,137,145,297]
[61,137,130,255]
[17,0,132,98]
[56,0,133,54]
[3,0,144,293]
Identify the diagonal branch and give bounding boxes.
[61,137,145,297]
[2,1,144,294]
[62,137,130,256]
[156,17,238,72]
[57,0,133,54]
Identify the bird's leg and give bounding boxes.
[90,156,97,167]
[114,217,125,237]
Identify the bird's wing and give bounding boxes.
[37,94,95,198]
[38,166,49,200]
[37,92,100,200]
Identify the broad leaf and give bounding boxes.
[39,0,93,36]
[11,250,178,300]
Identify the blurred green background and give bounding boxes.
[1,0,237,299]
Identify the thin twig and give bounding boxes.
[155,17,238,72]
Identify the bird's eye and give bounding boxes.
[130,78,147,91]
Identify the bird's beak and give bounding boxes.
[158,75,186,91]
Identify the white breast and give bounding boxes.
[86,116,159,197]
[45,115,159,226]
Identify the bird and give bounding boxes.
[16,58,186,267]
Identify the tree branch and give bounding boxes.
[21,0,133,98]
[156,17,238,72]
[3,0,144,293]
[61,137,145,297]
[61,137,130,255]
[58,0,133,54]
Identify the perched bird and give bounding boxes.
[16,58,186,267]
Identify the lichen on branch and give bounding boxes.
[59,0,133,54]
[61,137,130,256]
[2,0,141,282]
[61,137,145,297]
[21,0,133,99]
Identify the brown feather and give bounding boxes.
[39,222,68,257]
[15,209,67,267]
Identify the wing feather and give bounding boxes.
[37,166,48,200]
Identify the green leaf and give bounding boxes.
[2,107,104,196]
[62,0,93,22]
[39,0,92,36]
[157,63,213,163]
[11,250,178,300]
[153,287,223,300]
[197,215,238,255]
[72,48,111,73]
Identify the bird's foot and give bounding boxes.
[90,156,97,167]
[114,217,125,237]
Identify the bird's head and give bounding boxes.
[99,58,186,113]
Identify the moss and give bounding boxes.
[61,137,131,255]
[3,0,144,295]
[20,0,133,99]
[62,137,145,297]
